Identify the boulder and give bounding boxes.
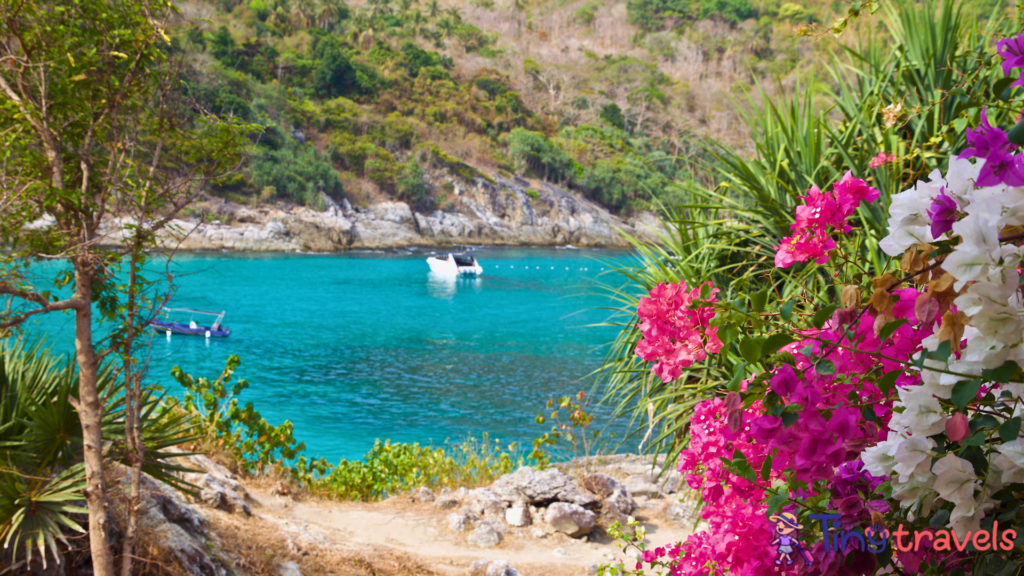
[276,562,303,576]
[666,500,699,527]
[469,488,504,517]
[447,510,477,532]
[467,522,503,547]
[504,504,531,527]
[599,501,631,534]
[489,467,597,508]
[198,474,252,516]
[582,473,637,514]
[470,560,521,576]
[544,502,596,538]
[435,496,460,510]
[415,486,436,503]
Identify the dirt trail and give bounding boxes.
[249,487,694,576]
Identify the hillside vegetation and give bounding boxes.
[176,0,1012,216]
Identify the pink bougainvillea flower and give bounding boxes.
[833,171,881,216]
[868,151,897,169]
[774,227,837,269]
[927,188,958,238]
[635,281,722,382]
[946,411,970,442]
[997,33,1024,88]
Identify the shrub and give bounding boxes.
[505,128,575,184]
[313,37,355,98]
[250,140,344,206]
[396,159,429,204]
[599,102,626,130]
[575,1,600,25]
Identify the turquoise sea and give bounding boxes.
[27,247,633,463]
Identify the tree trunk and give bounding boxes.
[74,264,116,576]
[119,252,145,576]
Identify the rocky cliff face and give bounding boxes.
[156,176,662,252]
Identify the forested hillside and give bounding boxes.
[177,0,1011,216]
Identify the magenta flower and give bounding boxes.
[962,108,1015,159]
[927,188,957,238]
[977,150,1024,187]
[997,33,1024,88]
[833,170,881,215]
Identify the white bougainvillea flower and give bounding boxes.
[880,175,945,255]
[861,436,898,477]
[892,434,937,482]
[932,454,978,506]
[944,156,981,208]
[994,439,1024,484]
[890,471,937,518]
[891,385,947,437]
[949,490,996,538]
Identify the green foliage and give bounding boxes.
[777,2,811,21]
[311,434,525,501]
[171,356,305,475]
[627,0,754,31]
[529,391,600,468]
[599,103,626,130]
[250,139,343,206]
[0,339,194,565]
[575,1,601,25]
[506,128,576,183]
[313,37,356,98]
[397,159,429,204]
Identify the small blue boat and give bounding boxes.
[152,307,231,338]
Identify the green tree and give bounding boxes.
[314,37,356,97]
[0,2,251,574]
[209,24,236,63]
[600,102,626,130]
[397,159,428,204]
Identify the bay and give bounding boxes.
[25,246,632,463]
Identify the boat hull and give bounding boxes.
[426,257,482,276]
[153,320,231,337]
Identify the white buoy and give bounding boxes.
[205,330,211,338]
[166,330,171,340]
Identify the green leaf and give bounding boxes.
[726,362,747,392]
[780,300,795,321]
[765,494,787,517]
[995,76,1017,101]
[812,305,839,329]
[982,361,1020,383]
[815,359,836,375]
[970,415,1000,431]
[929,340,952,363]
[762,334,795,357]
[781,412,799,427]
[962,431,986,446]
[1001,417,1022,443]
[761,450,774,482]
[876,370,901,396]
[878,318,908,342]
[739,337,765,364]
[719,323,739,345]
[951,379,982,409]
[750,288,769,314]
[1009,119,1024,147]
[861,405,878,423]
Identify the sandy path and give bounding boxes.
[249,487,694,576]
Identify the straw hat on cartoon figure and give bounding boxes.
[769,512,810,566]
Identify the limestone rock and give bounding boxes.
[489,466,597,508]
[276,561,303,576]
[504,504,531,527]
[467,522,503,547]
[447,509,477,532]
[415,486,436,503]
[435,495,460,510]
[544,502,596,538]
[469,488,504,517]
[470,560,521,576]
[582,473,637,515]
[666,500,699,527]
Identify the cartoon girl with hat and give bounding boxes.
[769,512,813,566]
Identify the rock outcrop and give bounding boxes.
[92,175,663,252]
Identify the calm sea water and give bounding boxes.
[26,247,633,462]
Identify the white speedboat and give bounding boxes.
[427,252,483,276]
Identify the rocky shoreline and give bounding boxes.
[150,176,663,252]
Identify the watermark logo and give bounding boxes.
[769,513,814,566]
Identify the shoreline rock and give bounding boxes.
[90,176,663,252]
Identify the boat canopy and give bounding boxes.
[452,254,476,267]
[161,307,227,330]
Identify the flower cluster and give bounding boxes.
[863,150,1024,535]
[869,151,897,169]
[775,172,880,268]
[635,281,723,383]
